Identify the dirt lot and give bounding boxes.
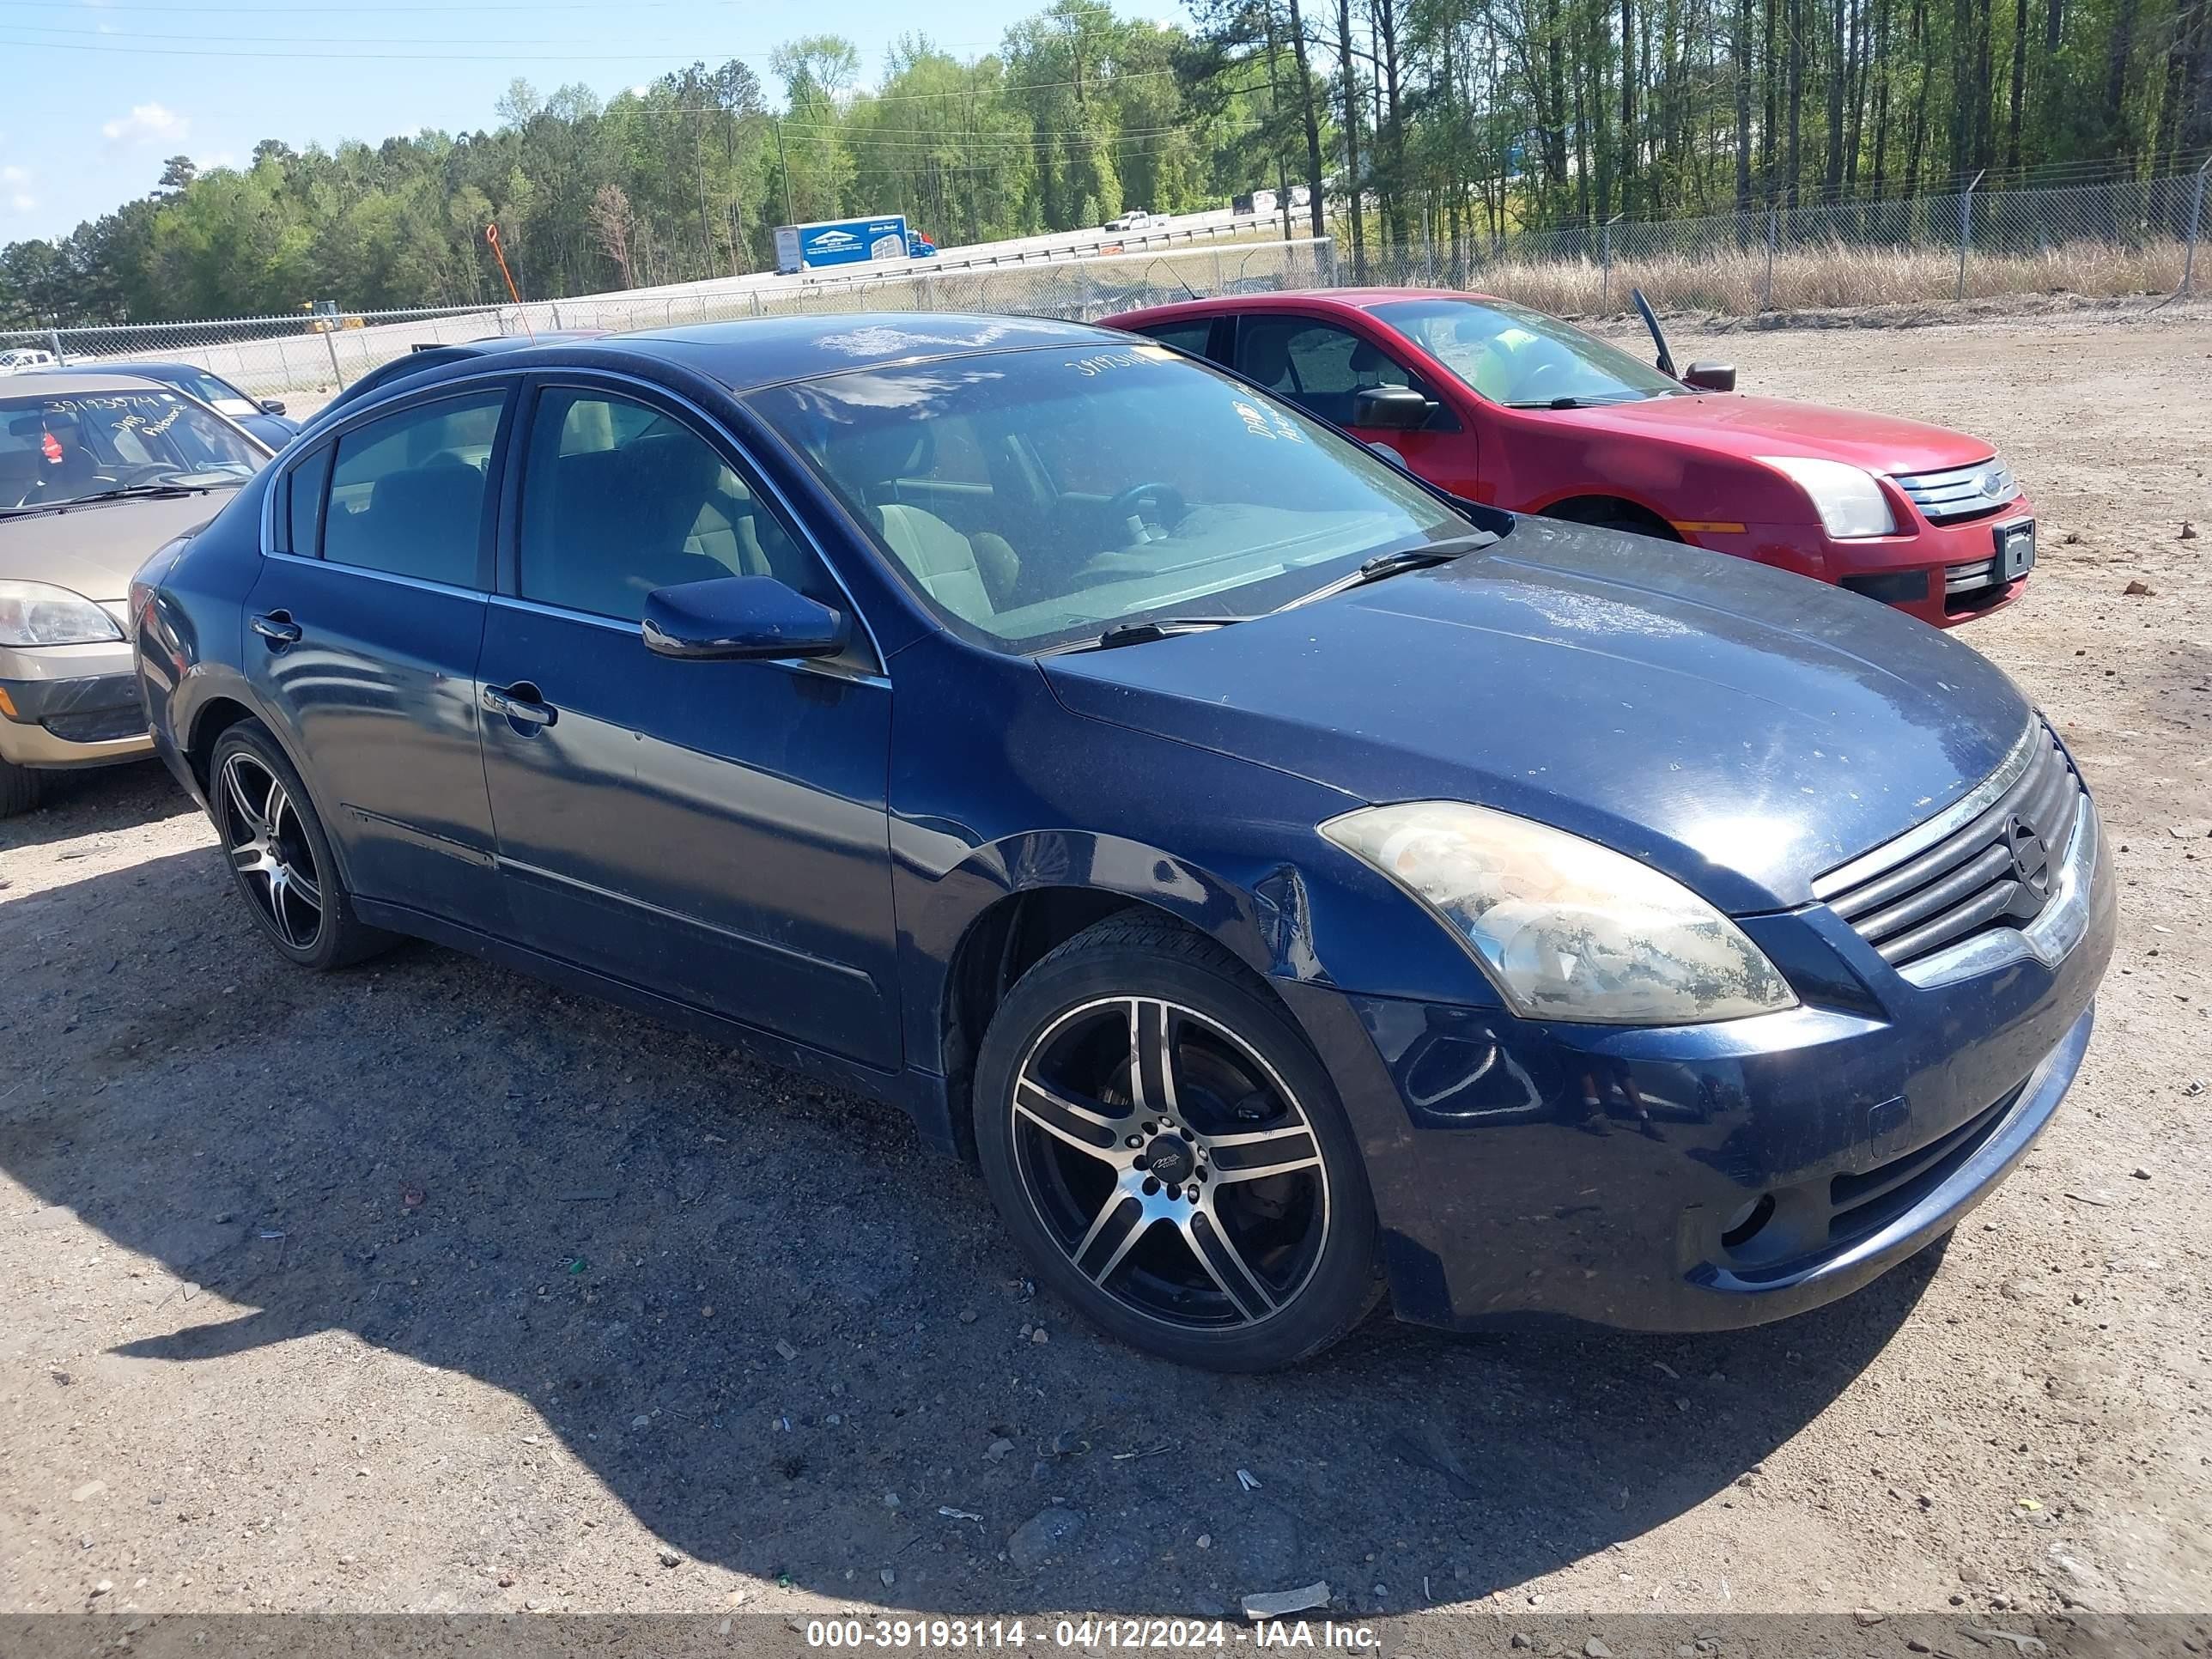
[3,303,2209,1645]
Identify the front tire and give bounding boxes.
[0,755,42,818]
[210,721,392,970]
[973,914,1380,1371]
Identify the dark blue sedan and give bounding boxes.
[35,360,301,450]
[129,314,2113,1370]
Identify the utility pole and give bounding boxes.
[775,116,795,222]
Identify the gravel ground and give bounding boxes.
[2,303,2208,1642]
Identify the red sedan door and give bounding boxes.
[1226,312,1486,501]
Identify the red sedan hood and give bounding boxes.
[1553,392,1995,474]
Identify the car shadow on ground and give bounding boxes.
[0,845,1941,1616]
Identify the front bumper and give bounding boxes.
[0,650,152,770]
[1278,794,2114,1334]
[1690,495,2035,629]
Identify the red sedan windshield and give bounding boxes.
[1370,296,1686,408]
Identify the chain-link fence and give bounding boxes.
[6,166,2207,398]
[1349,163,2212,317]
[0,239,1333,399]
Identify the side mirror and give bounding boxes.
[641,575,848,661]
[1352,385,1435,432]
[260,398,289,416]
[1681,362,1736,392]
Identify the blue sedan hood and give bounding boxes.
[1042,518,2033,913]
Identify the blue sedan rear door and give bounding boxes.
[245,384,510,927]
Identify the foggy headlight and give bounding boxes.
[0,580,125,647]
[1321,801,1798,1025]
[1759,456,1897,539]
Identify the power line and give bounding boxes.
[0,31,1199,91]
[0,32,745,61]
[0,0,1132,13]
[0,15,1142,56]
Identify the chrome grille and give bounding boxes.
[1944,556,1999,595]
[1893,457,2016,524]
[1815,724,2082,970]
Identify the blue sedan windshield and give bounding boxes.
[746,342,1474,652]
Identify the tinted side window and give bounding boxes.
[1235,319,1424,428]
[322,392,502,586]
[1132,320,1216,359]
[518,388,832,623]
[283,445,331,557]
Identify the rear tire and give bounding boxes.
[973,913,1381,1371]
[210,721,393,970]
[0,756,42,818]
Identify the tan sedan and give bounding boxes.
[2,371,270,814]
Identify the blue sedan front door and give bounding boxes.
[475,378,901,1070]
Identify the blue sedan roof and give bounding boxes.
[608,313,1128,392]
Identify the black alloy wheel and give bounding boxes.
[209,721,392,970]
[975,914,1380,1370]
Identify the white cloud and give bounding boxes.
[7,195,34,214]
[102,103,188,147]
[0,165,27,185]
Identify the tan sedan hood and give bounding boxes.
[0,488,240,601]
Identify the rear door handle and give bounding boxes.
[249,611,301,645]
[482,682,556,728]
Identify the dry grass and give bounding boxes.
[1463,237,2192,318]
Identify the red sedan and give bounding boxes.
[1103,289,2035,628]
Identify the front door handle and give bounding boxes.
[482,682,556,728]
[249,611,302,646]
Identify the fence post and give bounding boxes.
[48,328,66,365]
[1763,206,1778,311]
[321,327,346,390]
[1601,212,1622,312]
[2183,158,2211,298]
[1956,169,1984,302]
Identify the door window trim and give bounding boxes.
[498,367,887,679]
[276,440,333,560]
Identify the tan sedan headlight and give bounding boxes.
[0,580,125,647]
[1321,801,1798,1024]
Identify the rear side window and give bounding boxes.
[283,445,331,557]
[1130,319,1215,359]
[322,392,503,587]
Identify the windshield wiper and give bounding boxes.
[1276,532,1498,612]
[1052,616,1246,654]
[76,483,216,503]
[1506,392,1668,410]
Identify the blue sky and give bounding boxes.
[0,0,1178,242]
